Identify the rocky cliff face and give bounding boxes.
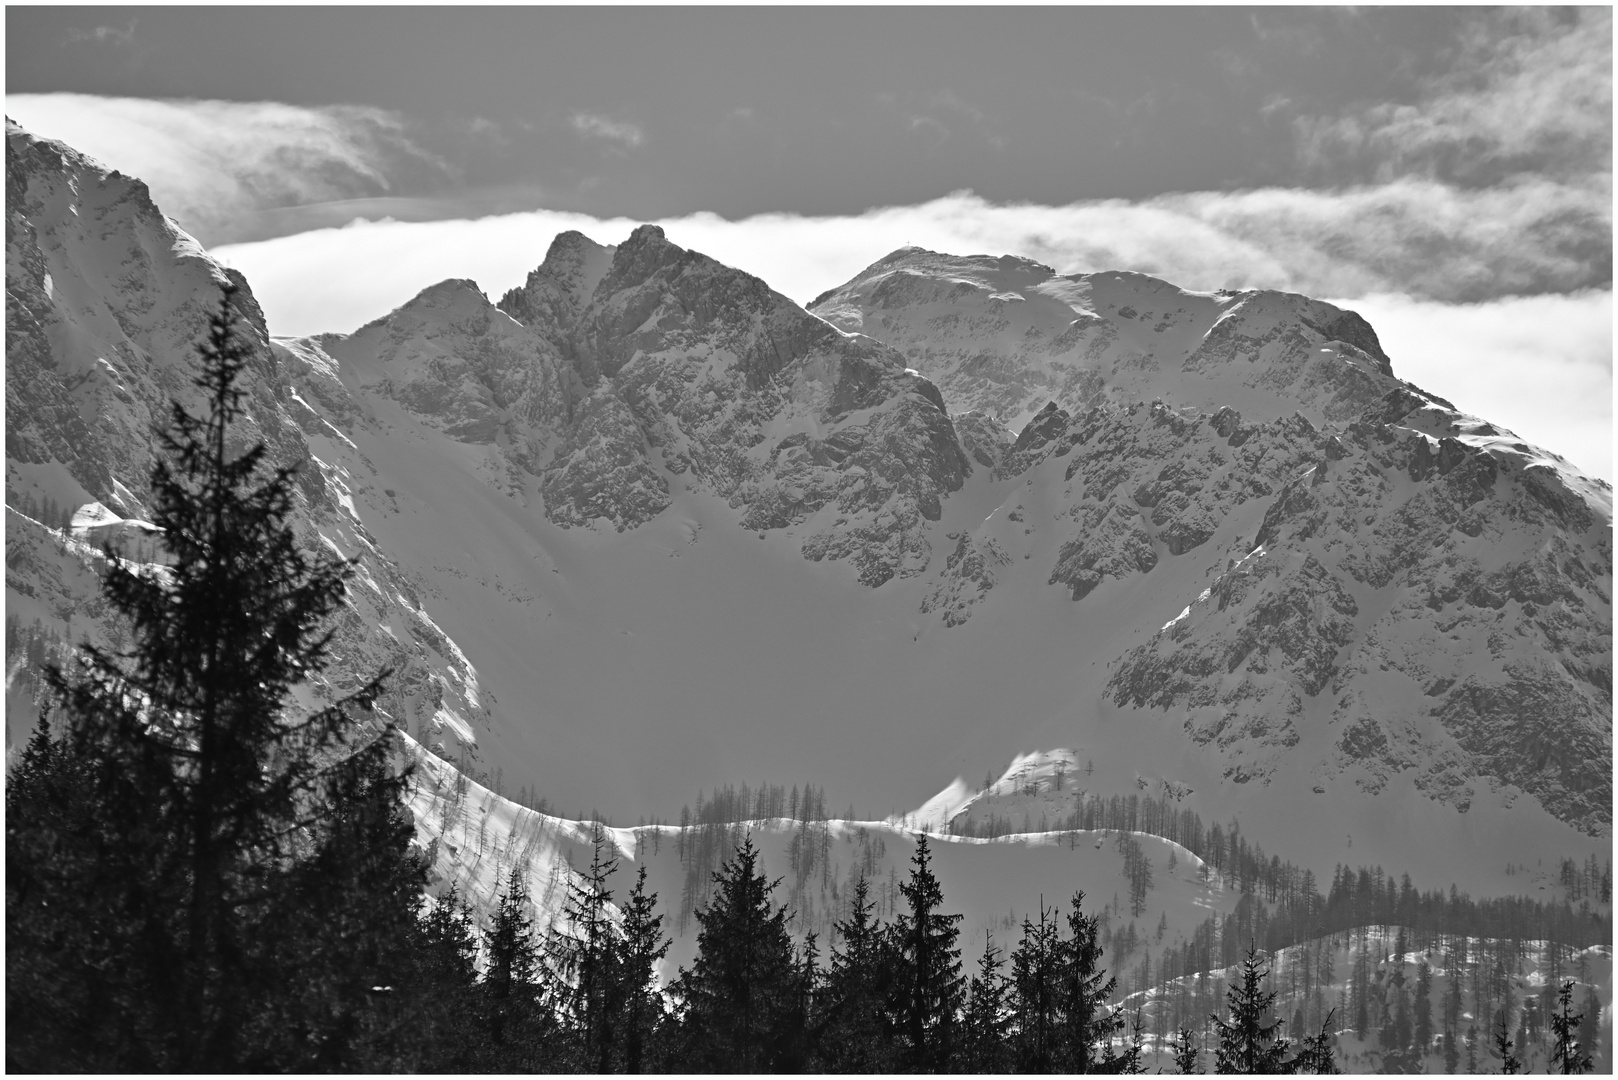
[492,225,972,584]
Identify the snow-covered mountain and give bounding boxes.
[811,248,1612,836]
[5,117,1611,935]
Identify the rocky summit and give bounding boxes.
[4,120,1610,921]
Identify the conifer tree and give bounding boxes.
[815,875,898,1071]
[1212,941,1291,1074]
[1293,1008,1340,1074]
[551,827,622,1071]
[483,867,545,1057]
[1059,888,1124,1072]
[1169,1025,1203,1075]
[1550,979,1593,1074]
[961,932,1013,1072]
[891,833,964,1071]
[406,886,483,1070]
[1011,900,1064,1071]
[1493,1007,1521,1074]
[671,836,803,1071]
[6,283,411,1072]
[618,863,671,1073]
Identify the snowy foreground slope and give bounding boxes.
[5,117,1611,940]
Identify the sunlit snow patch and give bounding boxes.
[431,704,476,745]
[70,500,161,541]
[897,748,1081,832]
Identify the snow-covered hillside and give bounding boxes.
[5,119,1610,935]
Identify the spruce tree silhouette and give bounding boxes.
[672,835,803,1071]
[892,832,964,1070]
[1550,980,1593,1074]
[7,283,410,1071]
[1212,941,1291,1074]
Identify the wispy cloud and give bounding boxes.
[5,94,451,246]
[885,88,1004,153]
[569,112,644,149]
[907,115,951,152]
[1292,8,1611,186]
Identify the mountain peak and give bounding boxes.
[499,232,616,337]
[366,277,493,332]
[590,222,688,300]
[538,229,612,273]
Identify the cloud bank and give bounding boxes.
[211,199,1611,482]
[211,185,1609,328]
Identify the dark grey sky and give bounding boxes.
[9,6,1497,225]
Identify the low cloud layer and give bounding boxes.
[1334,292,1611,484]
[211,184,1610,329]
[212,203,1611,482]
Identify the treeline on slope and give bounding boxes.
[666,776,1610,1005]
[7,490,78,532]
[953,787,1611,960]
[1128,903,1606,1074]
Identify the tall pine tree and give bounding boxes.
[1011,900,1064,1071]
[1211,941,1291,1074]
[1550,979,1593,1074]
[551,826,622,1071]
[670,836,804,1071]
[1059,889,1123,1072]
[814,875,898,1071]
[890,833,964,1071]
[482,866,548,1063]
[617,864,671,1073]
[6,283,414,1072]
[960,931,1013,1072]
